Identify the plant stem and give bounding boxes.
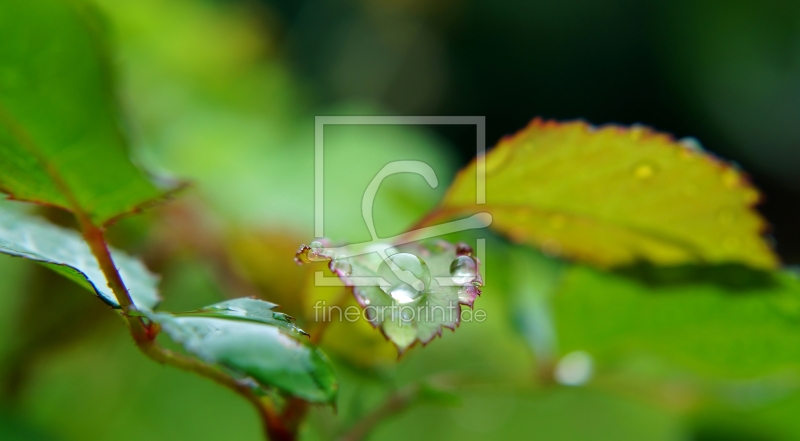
[79,218,150,343]
[78,218,297,440]
[265,398,309,441]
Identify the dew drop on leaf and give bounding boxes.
[450,255,478,284]
[629,125,646,141]
[308,241,328,261]
[377,253,431,292]
[632,161,657,180]
[227,305,247,314]
[389,282,422,304]
[678,136,703,152]
[331,257,352,276]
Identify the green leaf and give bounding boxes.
[437,119,777,269]
[171,297,308,335]
[145,299,337,403]
[0,0,176,226]
[0,208,159,309]
[296,239,482,353]
[554,265,800,378]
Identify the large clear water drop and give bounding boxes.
[331,257,352,276]
[388,282,421,304]
[377,253,431,292]
[308,241,327,262]
[631,161,657,180]
[450,255,477,284]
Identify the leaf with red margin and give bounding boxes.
[0,0,180,226]
[296,239,482,354]
[433,119,778,269]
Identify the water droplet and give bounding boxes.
[389,282,421,304]
[450,255,478,284]
[355,291,371,306]
[555,351,594,386]
[226,305,247,314]
[308,241,327,261]
[378,253,431,292]
[629,125,646,141]
[351,288,373,306]
[458,284,480,304]
[331,258,352,276]
[401,308,413,321]
[632,161,657,180]
[678,137,703,151]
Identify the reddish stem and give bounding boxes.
[78,217,303,440]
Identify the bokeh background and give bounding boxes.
[1,0,799,440]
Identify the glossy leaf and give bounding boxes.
[172,297,308,335]
[0,0,175,226]
[437,119,777,269]
[296,240,482,353]
[554,265,800,378]
[146,300,337,403]
[0,209,160,309]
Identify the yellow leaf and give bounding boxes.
[436,119,777,268]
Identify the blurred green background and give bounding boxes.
[1,0,800,440]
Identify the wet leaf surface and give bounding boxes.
[0,209,159,309]
[171,297,308,334]
[296,239,482,353]
[146,299,337,403]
